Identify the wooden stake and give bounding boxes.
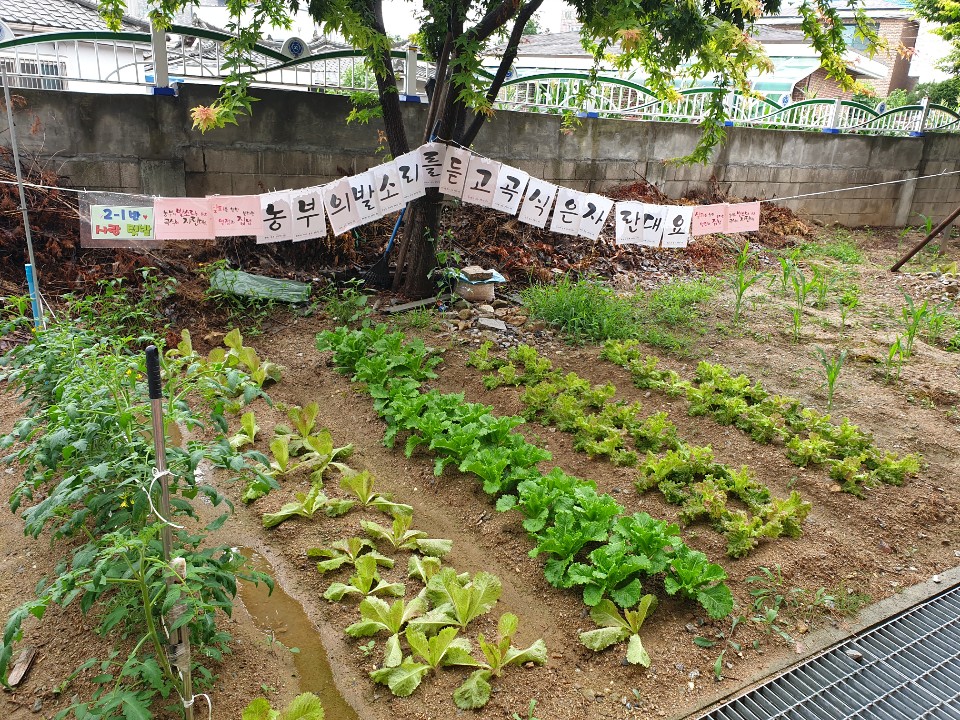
[891,203,960,272]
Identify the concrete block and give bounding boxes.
[182,146,205,173]
[230,174,264,196]
[203,148,259,175]
[604,161,642,181]
[58,159,121,189]
[141,159,185,196]
[185,171,230,197]
[746,165,774,183]
[513,159,547,179]
[575,162,602,181]
[119,162,140,190]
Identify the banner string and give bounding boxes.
[1,154,958,210]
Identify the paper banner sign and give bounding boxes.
[727,201,761,233]
[491,165,530,215]
[615,201,644,245]
[439,146,471,198]
[209,195,263,237]
[257,191,294,244]
[91,205,154,240]
[372,161,405,215]
[395,150,426,203]
[155,197,214,240]
[579,193,614,241]
[461,155,502,208]
[322,178,361,237]
[517,178,557,229]
[550,188,584,236]
[291,187,326,242]
[692,204,728,237]
[420,142,447,189]
[349,171,382,225]
[661,206,693,248]
[642,204,666,247]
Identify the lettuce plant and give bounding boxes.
[323,554,405,602]
[308,537,394,574]
[242,692,325,720]
[454,613,547,709]
[229,410,260,449]
[567,542,650,607]
[369,627,480,697]
[339,471,413,517]
[665,545,733,619]
[361,513,452,557]
[579,595,657,667]
[345,596,426,668]
[410,568,502,633]
[261,484,353,528]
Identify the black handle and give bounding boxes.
[145,345,163,400]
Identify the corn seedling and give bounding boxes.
[838,287,860,330]
[925,301,954,344]
[900,293,929,358]
[730,241,762,324]
[883,337,905,383]
[813,346,847,411]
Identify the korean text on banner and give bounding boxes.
[290,187,326,242]
[395,150,427,202]
[155,197,215,241]
[420,142,447,189]
[439,146,471,198]
[692,204,728,237]
[550,188,584,236]
[579,194,614,241]
[615,201,644,245]
[90,205,155,242]
[641,204,666,247]
[349,171,382,224]
[517,178,557,229]
[661,206,693,248]
[210,195,264,237]
[258,191,294,244]
[491,165,530,215]
[726,202,761,233]
[461,155,502,208]
[372,161,405,215]
[322,178,361,236]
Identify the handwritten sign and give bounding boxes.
[550,188,584,236]
[579,193,614,241]
[726,201,761,233]
[257,191,293,244]
[349,171,382,225]
[290,187,326,242]
[372,161,405,215]
[615,201,644,245]
[461,155,502,208]
[209,195,263,237]
[322,178,361,236]
[691,204,728,237]
[439,146,471,198]
[155,198,214,240]
[395,150,426,203]
[641,204,666,247]
[420,142,447,189]
[90,205,154,240]
[491,165,530,215]
[517,178,557,229]
[661,206,693,248]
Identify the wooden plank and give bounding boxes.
[8,646,36,687]
[383,293,451,313]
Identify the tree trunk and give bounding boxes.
[394,190,442,298]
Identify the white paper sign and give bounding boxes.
[461,155,502,208]
[289,188,326,242]
[491,165,530,215]
[661,206,693,248]
[517,178,558,229]
[349,171,382,224]
[419,142,447,189]
[439,146,471,198]
[257,191,294,244]
[550,188,584,236]
[322,178,361,236]
[641,204,667,247]
[614,201,644,245]
[209,195,263,237]
[578,193,614,240]
[372,161,405,215]
[395,150,426,202]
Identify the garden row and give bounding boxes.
[316,325,734,622]
[469,343,810,559]
[600,341,922,497]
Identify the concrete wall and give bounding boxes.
[9,84,959,228]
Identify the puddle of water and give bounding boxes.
[239,549,361,720]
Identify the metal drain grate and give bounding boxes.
[698,583,960,720]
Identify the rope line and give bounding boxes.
[146,468,185,530]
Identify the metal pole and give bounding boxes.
[2,63,42,328]
[145,346,194,720]
[891,202,960,272]
[151,21,169,89]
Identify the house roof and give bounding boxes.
[762,0,913,22]
[0,0,144,32]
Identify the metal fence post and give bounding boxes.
[402,44,418,100]
[912,96,930,137]
[823,97,842,133]
[151,21,169,90]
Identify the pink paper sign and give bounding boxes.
[691,204,728,237]
[155,197,214,240]
[726,201,761,233]
[209,195,264,237]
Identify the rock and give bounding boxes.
[878,540,894,554]
[457,309,472,321]
[478,318,507,331]
[476,304,495,316]
[933,574,942,583]
[688,669,701,680]
[494,307,510,318]
[845,649,864,661]
[513,315,528,325]
[32,698,42,713]
[461,265,493,281]
[492,298,510,309]
[579,687,598,701]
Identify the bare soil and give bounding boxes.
[2,227,959,720]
